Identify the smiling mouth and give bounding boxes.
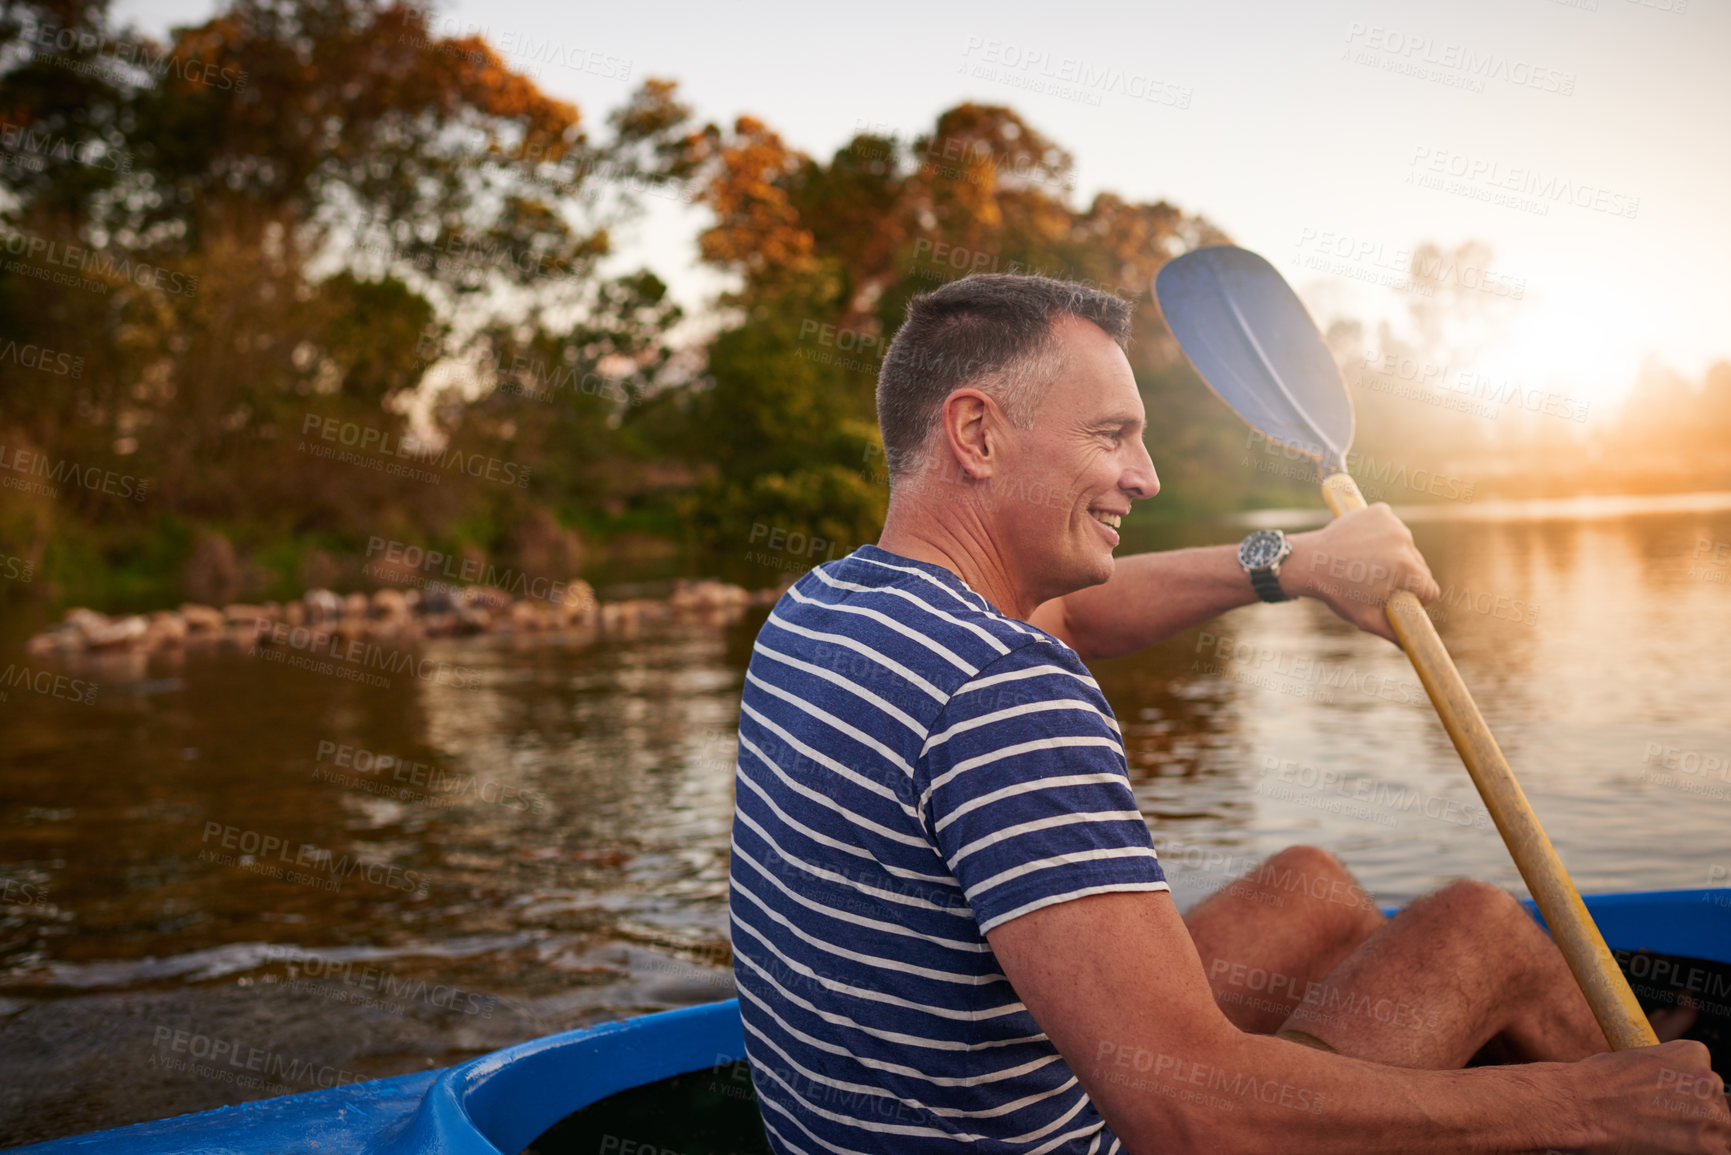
[1088,510,1123,529]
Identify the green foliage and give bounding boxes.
[689,464,886,562]
[0,0,696,607]
[17,0,1723,618]
[666,280,884,551]
[673,100,1266,532]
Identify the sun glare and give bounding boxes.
[1486,283,1646,418]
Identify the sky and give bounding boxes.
[116,0,1731,413]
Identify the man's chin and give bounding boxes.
[1027,544,1115,603]
[1065,552,1115,594]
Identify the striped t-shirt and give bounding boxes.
[729,543,1168,1154]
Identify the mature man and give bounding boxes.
[727,273,1727,1153]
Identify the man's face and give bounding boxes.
[994,314,1159,603]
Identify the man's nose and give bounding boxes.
[1124,440,1160,500]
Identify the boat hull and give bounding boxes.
[16,887,1729,1154]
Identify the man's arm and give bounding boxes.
[1028,504,1442,661]
[987,889,1726,1154]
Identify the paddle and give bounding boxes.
[1153,244,1659,1051]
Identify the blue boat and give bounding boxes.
[17,888,1730,1154]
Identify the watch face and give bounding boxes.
[1240,530,1285,569]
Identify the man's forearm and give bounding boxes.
[1039,506,1440,660]
[1115,1032,1594,1154]
[1045,545,1263,662]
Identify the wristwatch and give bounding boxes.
[1238,529,1294,603]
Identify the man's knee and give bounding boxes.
[1260,844,1350,883]
[1423,878,1530,928]
[1413,880,1560,989]
[1249,845,1378,919]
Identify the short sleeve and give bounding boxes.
[917,639,1168,936]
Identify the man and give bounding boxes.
[727,273,1728,1153]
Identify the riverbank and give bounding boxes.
[23,577,782,659]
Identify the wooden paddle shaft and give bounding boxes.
[1319,472,1658,1051]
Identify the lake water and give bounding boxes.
[3,494,1730,1145]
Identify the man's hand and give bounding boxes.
[1282,504,1440,644]
[1568,1041,1731,1154]
[988,888,1731,1154]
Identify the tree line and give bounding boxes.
[2,0,1725,612]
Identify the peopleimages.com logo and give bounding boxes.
[0,340,84,378]
[0,444,150,502]
[298,415,531,489]
[32,23,249,92]
[1,120,130,174]
[0,231,198,296]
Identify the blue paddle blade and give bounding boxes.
[1154,245,1355,475]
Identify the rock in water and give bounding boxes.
[84,615,149,651]
[179,604,225,634]
[303,589,343,623]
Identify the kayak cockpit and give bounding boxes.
[16,888,1729,1154]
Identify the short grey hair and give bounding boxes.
[875,273,1134,480]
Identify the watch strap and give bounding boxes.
[1249,567,1291,603]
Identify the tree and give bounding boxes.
[668,100,1246,550]
[0,0,693,600]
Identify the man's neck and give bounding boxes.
[876,493,1037,621]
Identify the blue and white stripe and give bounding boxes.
[730,544,1168,1154]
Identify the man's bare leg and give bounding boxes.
[1184,845,1690,1069]
[1182,845,1387,1035]
[1278,877,1614,1068]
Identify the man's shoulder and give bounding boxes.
[949,631,1104,705]
[768,547,1100,709]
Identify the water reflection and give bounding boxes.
[1104,496,1731,907]
[2,496,1729,1142]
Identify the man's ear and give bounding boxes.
[941,389,1002,481]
